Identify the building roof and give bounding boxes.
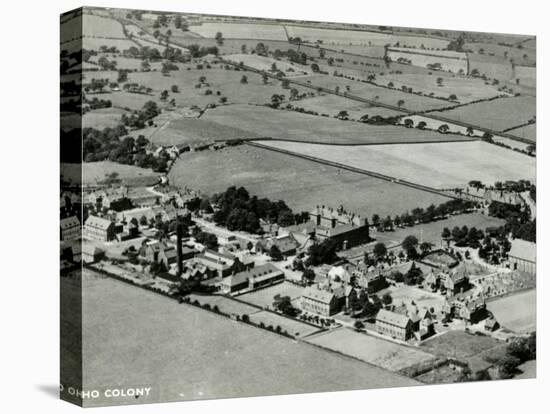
[302,286,335,304]
[60,216,80,230]
[376,309,412,328]
[509,239,536,263]
[82,243,104,256]
[85,215,113,230]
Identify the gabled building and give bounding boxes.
[255,234,299,257]
[60,216,81,241]
[84,215,115,241]
[376,309,414,341]
[300,286,340,316]
[309,205,370,249]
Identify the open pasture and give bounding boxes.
[224,53,311,76]
[432,96,536,132]
[305,328,437,372]
[83,14,126,38]
[464,42,536,66]
[377,72,504,103]
[189,22,288,40]
[80,274,417,406]
[82,107,128,129]
[285,26,450,49]
[72,161,160,186]
[515,65,536,88]
[202,104,470,144]
[468,53,514,81]
[506,123,536,142]
[387,48,468,74]
[82,37,138,51]
[487,289,536,333]
[294,94,403,119]
[420,330,503,360]
[300,74,455,112]
[257,140,536,189]
[168,144,451,217]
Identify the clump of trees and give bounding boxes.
[211,186,307,234]
[120,100,160,130]
[306,239,338,266]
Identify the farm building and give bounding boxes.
[309,205,370,249]
[375,309,414,341]
[83,215,115,241]
[60,216,81,241]
[508,239,536,274]
[300,286,341,316]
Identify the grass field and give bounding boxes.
[285,26,449,49]
[62,161,160,187]
[293,94,403,119]
[468,53,514,82]
[80,273,417,406]
[374,213,506,249]
[83,14,126,38]
[237,282,305,309]
[299,74,454,112]
[202,104,472,144]
[305,328,437,371]
[248,310,320,337]
[377,73,505,103]
[432,96,536,132]
[82,107,129,129]
[506,123,536,142]
[464,42,536,66]
[168,145,451,217]
[82,37,138,51]
[257,140,536,188]
[420,330,503,360]
[387,48,468,74]
[487,289,536,333]
[189,22,288,40]
[224,53,311,76]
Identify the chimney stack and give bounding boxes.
[176,215,184,276]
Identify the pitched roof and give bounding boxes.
[60,216,80,230]
[376,309,412,328]
[509,239,536,263]
[85,215,113,230]
[302,286,335,304]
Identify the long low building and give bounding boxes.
[219,263,284,294]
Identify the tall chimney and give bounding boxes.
[176,215,184,276]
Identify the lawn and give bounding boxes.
[432,96,536,132]
[189,22,288,40]
[79,273,417,407]
[248,310,321,338]
[305,328,437,372]
[299,74,454,112]
[257,140,536,188]
[372,213,506,248]
[202,104,472,144]
[486,289,536,333]
[420,330,503,360]
[237,282,306,309]
[168,144,451,217]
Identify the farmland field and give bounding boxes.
[83,14,125,38]
[202,104,472,144]
[82,37,138,51]
[257,140,536,188]
[299,74,455,112]
[189,22,288,40]
[487,289,536,333]
[82,107,129,129]
[168,145,451,217]
[80,272,417,406]
[387,48,468,74]
[248,310,321,337]
[464,42,536,66]
[506,123,536,142]
[468,53,514,81]
[377,73,505,103]
[432,96,536,132]
[305,328,437,371]
[293,94,403,119]
[224,53,311,76]
[285,26,450,49]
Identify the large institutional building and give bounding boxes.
[508,239,536,274]
[309,205,370,249]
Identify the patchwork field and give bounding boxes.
[431,96,536,132]
[487,289,536,333]
[202,104,472,144]
[377,73,505,103]
[80,273,417,406]
[168,145,451,217]
[189,22,288,40]
[305,328,437,371]
[257,140,536,188]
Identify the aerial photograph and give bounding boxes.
[60,6,536,407]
